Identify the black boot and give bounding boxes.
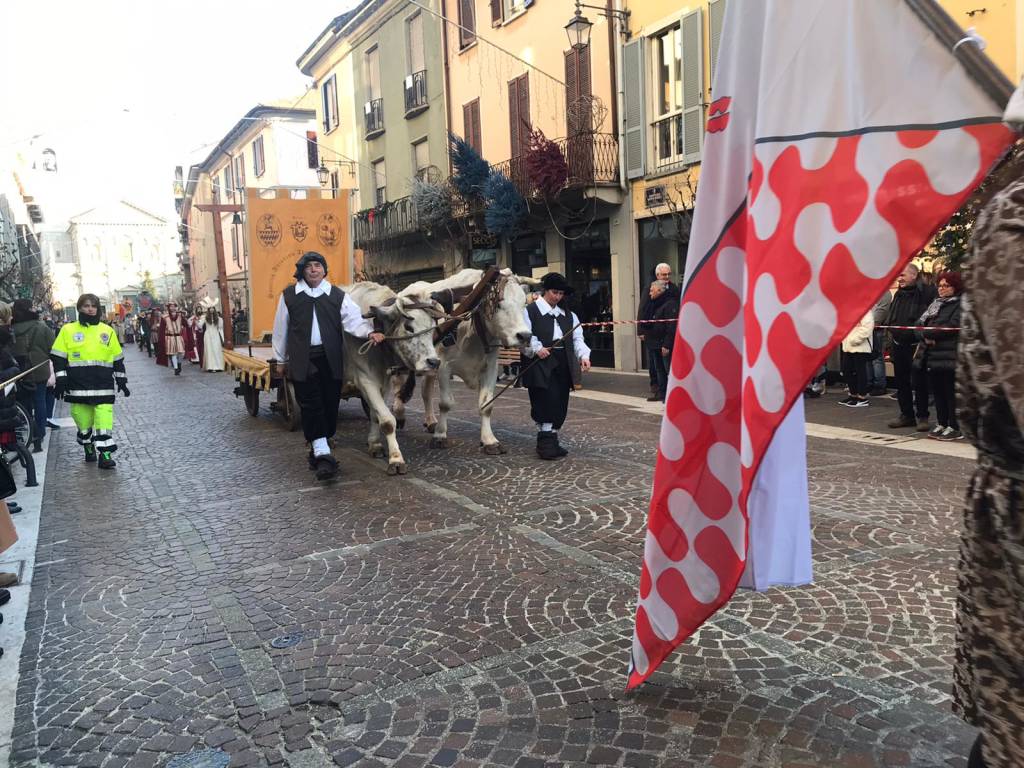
[84,444,97,463]
[174,363,181,376]
[551,432,569,457]
[31,438,42,454]
[314,455,338,481]
[536,431,561,460]
[98,450,116,469]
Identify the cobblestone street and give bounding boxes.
[10,347,978,768]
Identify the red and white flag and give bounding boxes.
[628,0,1013,688]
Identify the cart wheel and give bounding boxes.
[243,385,260,417]
[359,397,371,420]
[285,381,301,432]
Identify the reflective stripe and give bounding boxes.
[67,389,116,397]
[113,372,127,379]
[68,360,114,368]
[51,350,68,359]
[55,371,67,377]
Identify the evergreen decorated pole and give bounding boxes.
[449,133,491,200]
[482,171,527,238]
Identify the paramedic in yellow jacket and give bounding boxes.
[50,294,130,469]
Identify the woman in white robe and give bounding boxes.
[200,308,225,372]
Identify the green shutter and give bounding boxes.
[709,0,727,95]
[681,7,704,164]
[622,38,646,179]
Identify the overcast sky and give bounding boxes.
[1,0,359,224]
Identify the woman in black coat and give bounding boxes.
[917,270,963,440]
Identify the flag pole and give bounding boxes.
[903,0,1014,106]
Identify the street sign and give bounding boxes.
[644,185,667,209]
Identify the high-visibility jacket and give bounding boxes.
[51,321,127,404]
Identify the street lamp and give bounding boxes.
[565,5,592,49]
[316,163,331,188]
[565,0,630,47]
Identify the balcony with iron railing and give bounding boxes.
[364,98,384,139]
[353,196,419,248]
[404,70,428,118]
[354,133,620,245]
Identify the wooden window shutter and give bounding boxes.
[680,8,704,164]
[458,0,476,46]
[517,74,530,155]
[463,101,473,144]
[508,80,519,157]
[472,101,482,154]
[622,38,646,179]
[491,0,502,26]
[306,131,319,169]
[708,0,727,95]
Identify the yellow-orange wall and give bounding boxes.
[445,1,618,162]
[938,0,1019,81]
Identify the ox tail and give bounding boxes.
[397,371,417,404]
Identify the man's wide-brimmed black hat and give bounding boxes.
[540,272,573,295]
[294,251,328,280]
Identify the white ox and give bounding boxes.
[395,268,534,454]
[342,281,443,474]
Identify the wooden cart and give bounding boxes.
[224,345,370,430]
[224,346,302,431]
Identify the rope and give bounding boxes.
[479,322,584,412]
[357,323,438,356]
[0,361,49,391]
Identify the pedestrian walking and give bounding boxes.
[520,272,592,460]
[916,271,963,440]
[950,153,1024,768]
[200,307,224,372]
[50,294,129,469]
[637,263,678,401]
[642,281,678,402]
[11,299,55,452]
[868,286,892,395]
[838,309,874,408]
[271,251,384,480]
[885,263,936,430]
[158,301,191,375]
[186,309,201,365]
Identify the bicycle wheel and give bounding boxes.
[13,403,33,446]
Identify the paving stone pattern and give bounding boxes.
[13,349,978,767]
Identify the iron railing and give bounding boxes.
[364,98,384,137]
[489,133,619,200]
[404,70,428,115]
[353,196,418,248]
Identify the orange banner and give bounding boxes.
[246,188,351,341]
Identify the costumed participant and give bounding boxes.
[200,307,224,372]
[50,294,129,469]
[271,251,384,480]
[951,87,1024,768]
[151,309,166,366]
[519,272,592,460]
[158,301,191,375]
[187,308,201,365]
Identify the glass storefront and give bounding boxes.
[565,220,613,368]
[637,217,689,370]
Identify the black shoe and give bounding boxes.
[174,366,181,376]
[0,589,10,607]
[551,432,569,457]
[314,455,338,481]
[536,432,561,460]
[307,450,317,471]
[98,451,116,469]
[6,503,20,514]
[84,444,97,463]
[31,438,42,454]
[888,415,916,429]
[645,393,660,402]
[46,419,61,429]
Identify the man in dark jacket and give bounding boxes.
[637,263,678,401]
[642,281,678,402]
[885,263,936,430]
[11,299,54,453]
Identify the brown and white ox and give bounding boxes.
[395,268,534,454]
[342,281,443,474]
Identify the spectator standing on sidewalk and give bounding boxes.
[643,281,678,402]
[637,263,678,402]
[885,263,936,430]
[839,309,874,407]
[50,294,130,469]
[917,271,963,441]
[950,154,1024,768]
[11,300,55,453]
[868,286,892,395]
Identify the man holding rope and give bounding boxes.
[520,273,591,460]
[271,251,385,481]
